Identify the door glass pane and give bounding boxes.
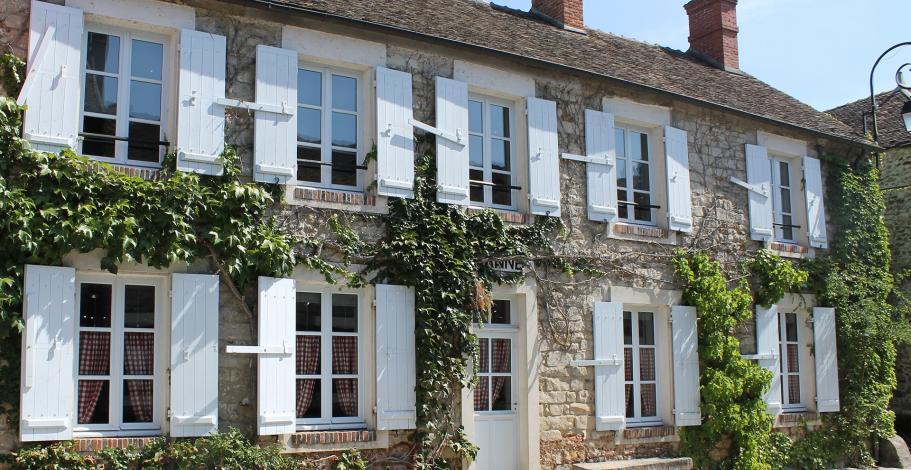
[296,292,321,332]
[331,75,357,112]
[129,81,161,120]
[82,116,117,157]
[84,74,118,115]
[122,379,153,422]
[298,70,321,106]
[638,312,655,345]
[331,151,357,187]
[491,377,511,411]
[331,294,358,332]
[331,112,357,149]
[331,336,357,374]
[639,348,655,381]
[296,146,321,182]
[640,383,657,417]
[332,378,358,417]
[474,376,490,411]
[490,105,509,138]
[298,108,321,144]
[490,300,510,324]
[86,32,120,73]
[124,285,155,328]
[490,339,511,373]
[296,379,320,418]
[491,139,510,171]
[127,122,161,163]
[469,100,483,133]
[79,331,111,375]
[78,380,110,424]
[478,338,489,373]
[296,335,320,375]
[123,332,154,375]
[130,40,162,80]
[80,283,112,327]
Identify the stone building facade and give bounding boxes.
[2,0,873,468]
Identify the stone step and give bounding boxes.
[573,457,693,470]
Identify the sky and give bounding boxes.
[492,0,910,111]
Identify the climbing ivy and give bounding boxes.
[748,249,808,309]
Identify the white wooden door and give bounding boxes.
[473,325,518,470]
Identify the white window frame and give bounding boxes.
[468,94,518,212]
[770,156,797,244]
[73,273,164,436]
[615,124,657,226]
[779,311,805,412]
[624,309,662,426]
[78,24,169,168]
[295,64,365,192]
[473,298,519,415]
[295,287,367,430]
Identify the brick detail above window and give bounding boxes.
[288,430,376,447]
[89,163,162,181]
[777,411,818,427]
[466,207,527,224]
[769,241,809,254]
[622,425,676,440]
[294,187,376,206]
[612,223,668,239]
[73,437,158,452]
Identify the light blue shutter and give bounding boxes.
[527,97,561,217]
[375,284,416,430]
[745,144,773,241]
[803,156,828,249]
[170,273,219,437]
[20,1,83,152]
[813,307,840,412]
[665,127,693,233]
[376,67,415,199]
[671,306,701,426]
[254,45,297,184]
[755,305,782,415]
[176,29,227,176]
[435,77,470,205]
[593,301,625,430]
[257,277,296,435]
[20,264,76,442]
[584,109,618,222]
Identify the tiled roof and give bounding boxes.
[246,0,869,146]
[828,90,911,149]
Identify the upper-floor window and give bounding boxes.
[615,125,656,225]
[779,312,803,410]
[624,310,660,424]
[296,66,362,191]
[770,157,796,243]
[469,96,516,211]
[80,28,167,166]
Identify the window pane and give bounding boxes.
[632,162,650,191]
[296,146,321,183]
[80,283,112,327]
[332,336,357,374]
[639,132,649,161]
[478,338,489,373]
[84,74,118,115]
[618,189,628,219]
[469,135,484,167]
[639,348,655,381]
[623,311,632,345]
[123,332,154,375]
[297,107,321,144]
[79,331,111,375]
[86,32,119,73]
[78,380,109,424]
[779,161,790,187]
[296,335,320,375]
[332,379,358,417]
[331,112,357,149]
[787,343,799,372]
[491,173,512,207]
[469,100,483,133]
[781,216,794,241]
[785,313,798,342]
[490,105,509,138]
[331,151,357,187]
[624,348,633,381]
[474,376,490,412]
[787,376,801,405]
[129,81,161,120]
[616,158,627,189]
[491,300,510,324]
[331,294,358,332]
[491,139,510,171]
[625,383,634,418]
[130,40,162,80]
[490,339,511,373]
[123,379,153,423]
[331,75,357,112]
[296,292,321,332]
[615,128,626,158]
[629,131,643,161]
[638,312,655,345]
[780,188,792,213]
[491,377,511,411]
[296,379,320,418]
[127,122,161,163]
[633,192,653,222]
[640,383,657,417]
[470,169,484,203]
[82,116,116,158]
[298,70,321,106]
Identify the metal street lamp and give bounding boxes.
[869,43,911,143]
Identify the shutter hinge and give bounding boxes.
[167,408,172,418]
[168,290,173,299]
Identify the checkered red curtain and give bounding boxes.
[123,332,154,422]
[490,339,510,406]
[332,336,358,416]
[296,335,320,417]
[78,331,111,423]
[474,340,489,411]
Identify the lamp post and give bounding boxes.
[868,42,911,145]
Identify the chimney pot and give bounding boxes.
[532,0,584,31]
[684,0,739,70]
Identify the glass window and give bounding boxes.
[771,158,796,242]
[296,67,362,191]
[616,127,656,225]
[623,310,660,423]
[81,29,166,166]
[468,97,516,210]
[474,337,514,412]
[779,312,802,409]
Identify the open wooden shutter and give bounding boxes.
[170,273,219,437]
[584,109,618,222]
[176,28,227,176]
[745,144,774,242]
[20,264,76,442]
[253,45,297,184]
[435,77,470,205]
[20,1,83,153]
[376,67,415,199]
[527,97,561,217]
[375,284,416,430]
[813,307,840,412]
[257,276,296,435]
[755,304,782,415]
[803,156,828,249]
[671,306,701,426]
[593,301,625,430]
[665,127,693,233]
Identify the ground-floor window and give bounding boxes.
[474,299,515,413]
[624,310,660,424]
[779,311,803,410]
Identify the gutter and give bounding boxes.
[235,0,878,151]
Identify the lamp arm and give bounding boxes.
[869,42,911,143]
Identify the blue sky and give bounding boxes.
[493,0,909,111]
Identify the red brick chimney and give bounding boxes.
[532,0,584,31]
[684,0,740,70]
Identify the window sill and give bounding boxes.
[608,222,675,244]
[72,436,159,452]
[614,424,678,445]
[466,206,527,225]
[89,162,163,181]
[279,429,391,453]
[768,241,811,259]
[290,186,388,214]
[775,411,818,428]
